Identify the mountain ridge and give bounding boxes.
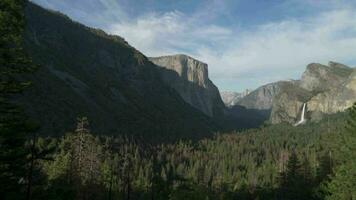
[21,2,219,140]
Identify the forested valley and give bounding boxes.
[3,111,355,200]
[1,1,356,200]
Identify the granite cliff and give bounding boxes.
[149,55,226,117]
[271,62,356,124]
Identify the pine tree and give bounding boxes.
[316,151,333,184]
[300,155,314,199]
[71,117,104,199]
[326,103,356,200]
[278,151,305,200]
[0,0,37,199]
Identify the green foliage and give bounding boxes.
[0,0,38,199]
[22,112,346,200]
[278,151,314,200]
[325,103,356,200]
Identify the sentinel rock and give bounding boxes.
[270,62,356,124]
[150,54,225,117]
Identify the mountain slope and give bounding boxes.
[237,81,288,110]
[149,55,226,117]
[221,90,251,107]
[21,3,218,140]
[271,62,356,124]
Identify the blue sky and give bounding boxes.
[32,0,356,92]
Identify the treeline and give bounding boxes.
[3,109,354,200]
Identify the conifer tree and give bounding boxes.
[0,0,37,198]
[316,151,333,184]
[278,151,305,200]
[326,103,356,200]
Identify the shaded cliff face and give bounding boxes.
[21,3,218,140]
[271,62,356,124]
[149,55,226,117]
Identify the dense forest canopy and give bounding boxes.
[0,1,355,200]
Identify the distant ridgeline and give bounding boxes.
[222,62,356,126]
[22,3,222,140]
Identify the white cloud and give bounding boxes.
[109,6,356,91]
[216,9,356,77]
[109,10,232,57]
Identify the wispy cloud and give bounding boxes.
[109,10,232,56]
[108,6,356,90]
[205,9,356,77]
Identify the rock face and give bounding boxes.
[270,82,313,124]
[237,81,289,110]
[300,62,353,92]
[271,62,356,124]
[21,3,218,140]
[221,90,251,107]
[149,55,225,117]
[220,82,289,128]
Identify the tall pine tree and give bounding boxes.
[278,151,312,200]
[0,0,37,199]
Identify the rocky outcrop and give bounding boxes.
[237,81,290,110]
[149,55,225,117]
[270,82,314,124]
[221,90,251,107]
[270,62,356,124]
[300,62,353,92]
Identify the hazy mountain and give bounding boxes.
[21,3,218,140]
[236,82,290,110]
[271,62,356,124]
[221,90,251,107]
[149,55,226,117]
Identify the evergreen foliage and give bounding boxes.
[18,112,346,200]
[0,0,38,199]
[325,103,356,200]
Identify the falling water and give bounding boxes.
[294,103,307,126]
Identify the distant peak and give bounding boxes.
[306,63,326,69]
[306,62,351,71]
[328,61,351,69]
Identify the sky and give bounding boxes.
[31,0,356,92]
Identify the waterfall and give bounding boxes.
[300,103,306,122]
[294,103,307,126]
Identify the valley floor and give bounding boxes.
[11,111,354,200]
